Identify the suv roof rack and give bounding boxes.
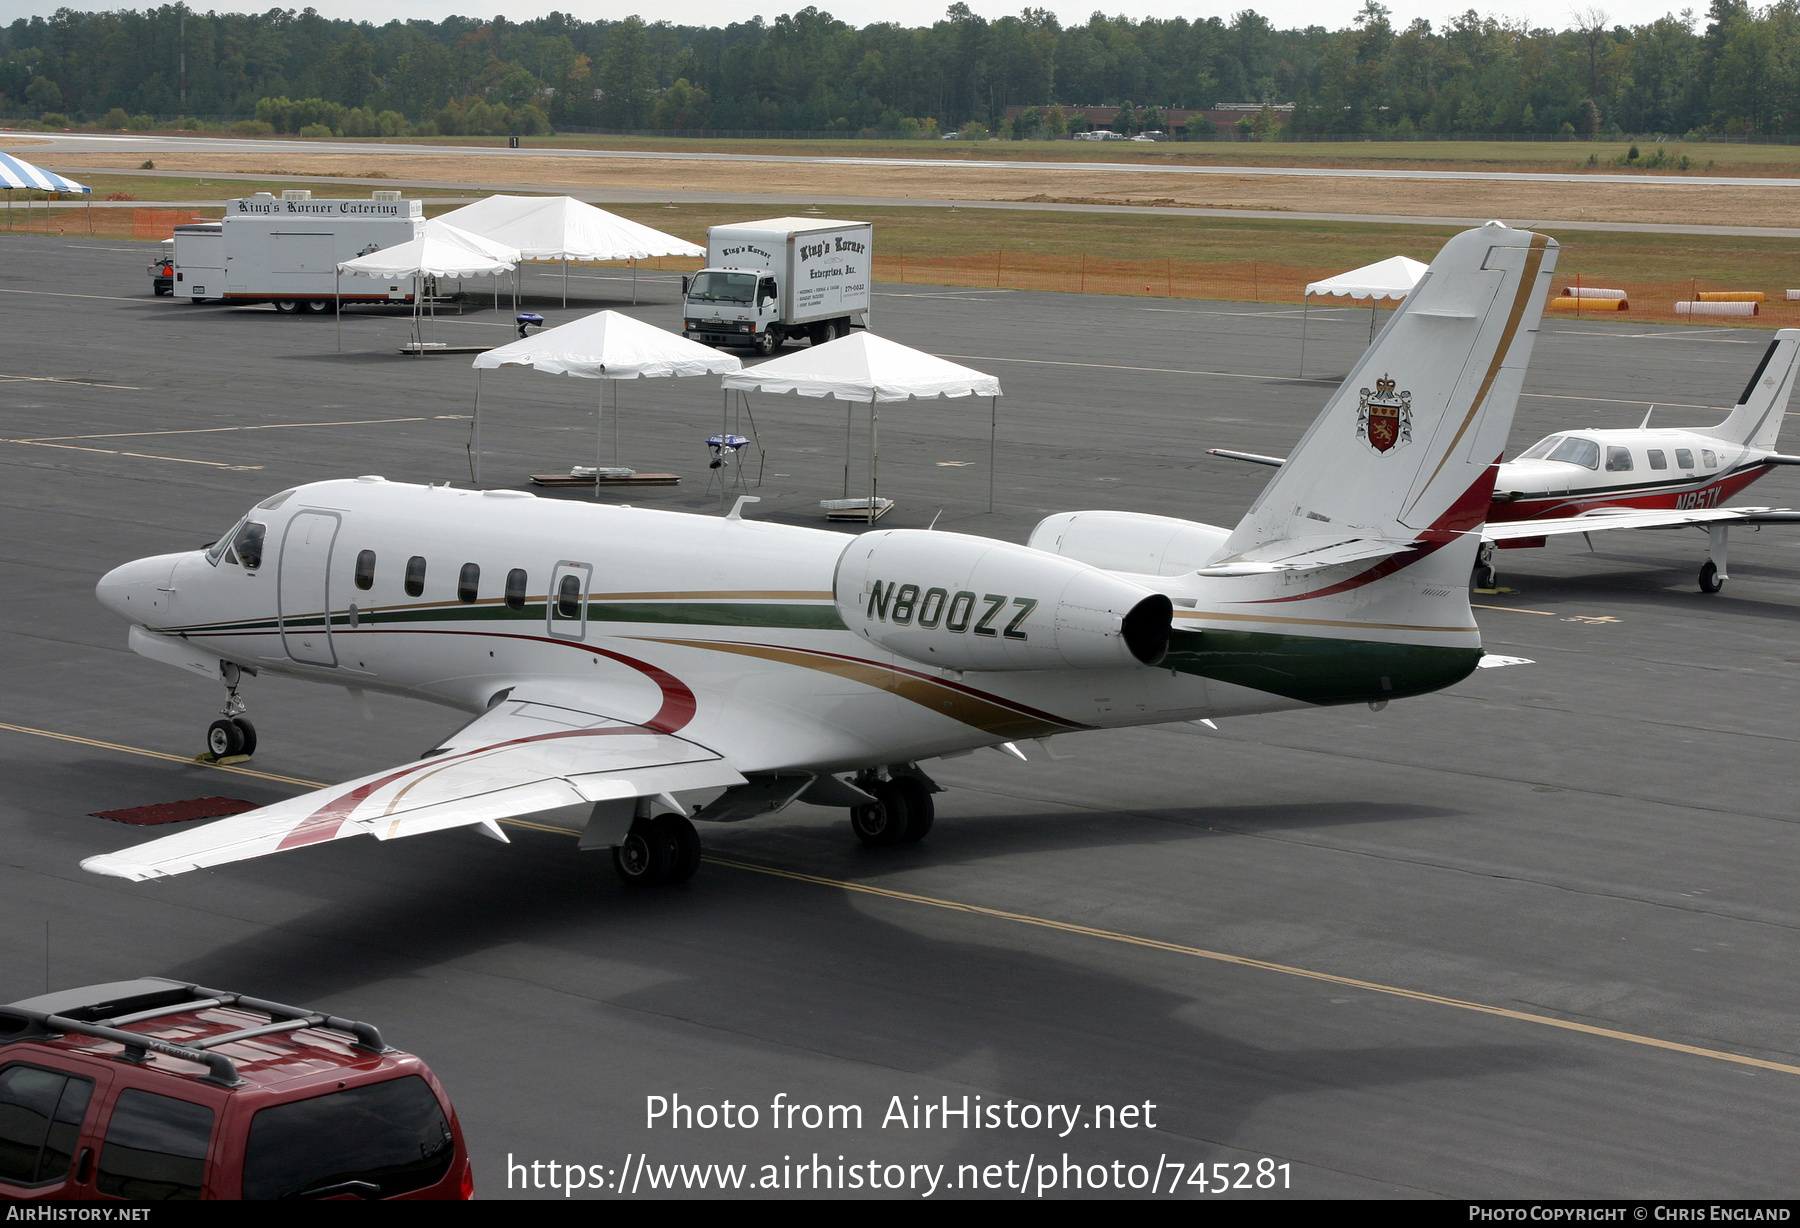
[0,978,388,1088]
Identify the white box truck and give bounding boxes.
[681,217,871,355]
[172,191,423,313]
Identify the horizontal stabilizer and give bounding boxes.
[1206,448,1287,468]
[82,693,743,882]
[1194,535,1417,576]
[1483,506,1800,543]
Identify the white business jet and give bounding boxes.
[1214,329,1800,592]
[86,223,1558,889]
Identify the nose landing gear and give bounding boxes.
[202,663,257,760]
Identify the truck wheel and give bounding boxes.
[808,322,828,346]
[304,299,331,314]
[753,330,780,357]
[274,300,300,314]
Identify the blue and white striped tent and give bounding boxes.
[0,151,88,194]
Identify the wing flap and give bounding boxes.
[1194,534,1416,576]
[82,694,743,883]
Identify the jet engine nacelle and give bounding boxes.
[833,530,1173,672]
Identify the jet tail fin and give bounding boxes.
[1220,222,1558,571]
[1699,327,1800,451]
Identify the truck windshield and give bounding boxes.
[688,272,756,303]
[241,1076,454,1200]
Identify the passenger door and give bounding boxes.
[0,1058,111,1201]
[88,1086,218,1201]
[279,511,340,667]
[546,560,592,641]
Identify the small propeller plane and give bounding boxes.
[1213,328,1800,593]
[86,223,1558,890]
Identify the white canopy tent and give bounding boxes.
[435,195,704,308]
[720,332,1003,520]
[334,225,519,351]
[1298,255,1428,376]
[470,309,741,493]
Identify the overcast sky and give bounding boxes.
[0,0,1700,35]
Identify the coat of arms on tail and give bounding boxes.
[1357,375,1412,454]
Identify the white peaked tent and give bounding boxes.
[1299,255,1429,375]
[470,309,741,492]
[721,332,1003,519]
[335,225,520,351]
[435,195,705,307]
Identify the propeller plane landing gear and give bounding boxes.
[849,767,937,847]
[203,663,256,760]
[1700,524,1730,594]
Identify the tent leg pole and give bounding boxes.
[632,258,638,305]
[563,258,568,309]
[1299,295,1307,378]
[335,269,341,352]
[473,370,482,484]
[843,403,851,498]
[596,388,603,500]
[870,395,878,522]
[1370,299,1377,343]
[989,395,996,514]
[612,381,619,467]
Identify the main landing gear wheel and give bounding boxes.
[1472,562,1498,590]
[206,719,246,758]
[613,817,678,886]
[851,780,913,847]
[657,813,702,884]
[1699,559,1724,594]
[890,776,934,843]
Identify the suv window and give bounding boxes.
[97,1089,213,1200]
[242,1076,453,1200]
[0,1064,93,1186]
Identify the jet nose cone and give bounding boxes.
[96,555,183,626]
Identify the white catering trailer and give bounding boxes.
[171,191,423,313]
[681,217,871,355]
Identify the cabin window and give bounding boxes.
[1676,448,1695,469]
[556,574,583,619]
[505,569,528,611]
[1702,449,1717,468]
[233,522,266,571]
[1546,437,1601,469]
[1647,449,1668,470]
[1517,435,1562,460]
[458,563,480,604]
[354,550,376,590]
[1605,446,1634,472]
[404,556,426,598]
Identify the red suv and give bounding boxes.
[0,978,472,1201]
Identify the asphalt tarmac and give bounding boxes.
[3,230,1798,1199]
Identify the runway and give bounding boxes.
[19,131,1800,189]
[2,232,1798,1198]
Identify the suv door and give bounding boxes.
[0,1056,111,1200]
[89,1085,218,1201]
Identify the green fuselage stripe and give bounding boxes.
[1164,628,1481,706]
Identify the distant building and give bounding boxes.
[1003,103,1293,139]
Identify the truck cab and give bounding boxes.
[147,239,173,296]
[0,978,472,1201]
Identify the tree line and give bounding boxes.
[0,1,1792,139]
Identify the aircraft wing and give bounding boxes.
[81,692,746,882]
[1482,506,1800,543]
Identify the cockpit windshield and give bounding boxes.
[687,272,756,304]
[1517,435,1600,469]
[205,515,266,569]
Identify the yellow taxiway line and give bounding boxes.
[6,718,1793,1079]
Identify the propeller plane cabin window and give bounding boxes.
[1703,450,1718,468]
[1547,437,1601,469]
[1605,446,1634,472]
[1648,449,1668,470]
[1676,448,1695,469]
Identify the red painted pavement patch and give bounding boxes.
[91,797,258,826]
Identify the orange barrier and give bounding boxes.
[1697,291,1765,303]
[131,209,190,240]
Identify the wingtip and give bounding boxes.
[80,854,157,882]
